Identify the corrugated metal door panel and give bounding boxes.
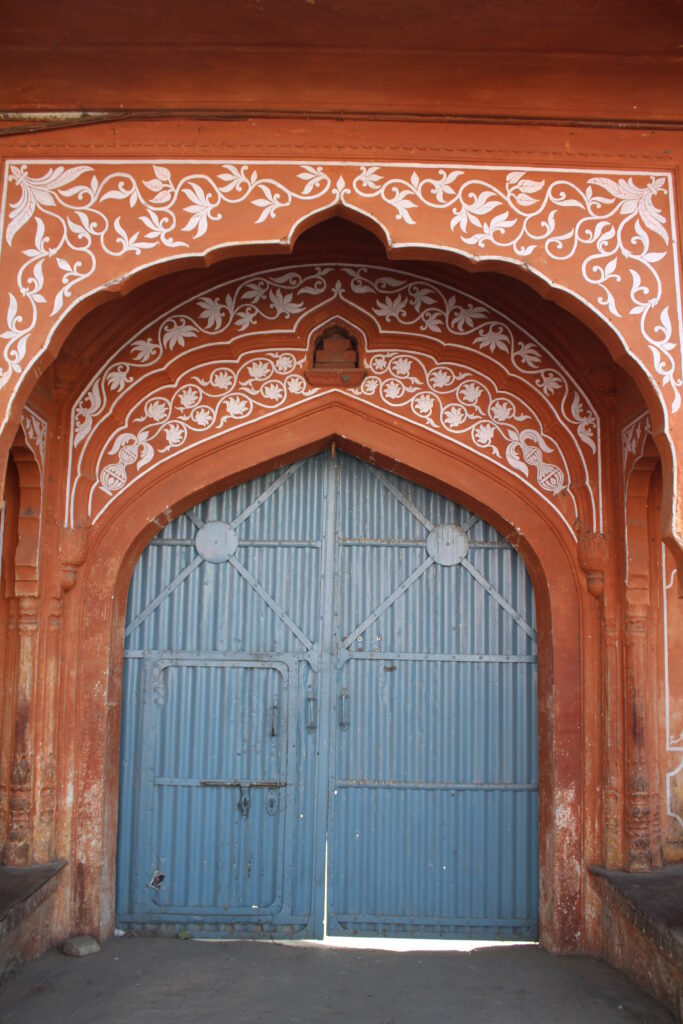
[138,661,287,917]
[117,456,330,937]
[327,454,538,938]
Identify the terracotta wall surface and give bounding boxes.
[1,1,681,123]
[0,115,680,966]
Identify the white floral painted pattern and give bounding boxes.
[360,352,568,498]
[65,263,601,531]
[1,162,679,430]
[77,340,580,537]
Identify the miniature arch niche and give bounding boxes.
[305,324,366,388]
[5,424,42,598]
[626,436,661,594]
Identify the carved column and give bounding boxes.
[578,529,623,866]
[601,614,622,867]
[33,595,62,862]
[4,595,39,864]
[624,597,653,871]
[37,525,89,863]
[33,527,89,860]
[0,596,19,849]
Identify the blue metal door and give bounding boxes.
[116,451,538,938]
[327,458,538,938]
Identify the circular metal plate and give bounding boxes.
[425,524,469,566]
[195,521,238,563]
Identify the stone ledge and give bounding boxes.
[0,861,66,944]
[590,864,683,1020]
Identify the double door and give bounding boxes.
[116,451,538,938]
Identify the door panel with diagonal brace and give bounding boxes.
[116,451,538,939]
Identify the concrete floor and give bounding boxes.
[0,937,674,1024]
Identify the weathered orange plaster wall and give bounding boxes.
[0,118,680,964]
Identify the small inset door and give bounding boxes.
[137,659,290,921]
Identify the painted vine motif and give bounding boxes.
[1,161,680,435]
[83,345,573,531]
[65,264,600,530]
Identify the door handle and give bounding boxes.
[270,697,279,737]
[306,688,318,731]
[338,688,350,730]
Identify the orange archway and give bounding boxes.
[63,398,585,951]
[0,162,680,570]
[0,208,679,975]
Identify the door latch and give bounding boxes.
[237,785,251,819]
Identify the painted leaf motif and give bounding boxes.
[515,343,542,368]
[589,177,631,199]
[137,442,155,470]
[6,192,36,246]
[515,178,544,194]
[506,170,525,186]
[297,165,327,195]
[443,405,466,429]
[145,399,170,422]
[505,440,529,477]
[131,338,158,362]
[105,367,132,393]
[269,289,305,317]
[356,166,383,188]
[638,201,669,244]
[162,322,198,349]
[197,297,224,330]
[373,295,407,320]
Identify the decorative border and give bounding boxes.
[65,263,602,532]
[85,344,576,530]
[1,160,680,445]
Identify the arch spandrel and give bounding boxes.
[64,263,601,537]
[0,160,681,558]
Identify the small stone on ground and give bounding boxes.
[61,935,101,958]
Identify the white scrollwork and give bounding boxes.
[65,263,601,531]
[95,352,306,499]
[77,335,581,536]
[360,352,568,497]
[1,162,679,424]
[1,162,332,393]
[350,167,679,410]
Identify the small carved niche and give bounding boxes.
[305,325,366,387]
